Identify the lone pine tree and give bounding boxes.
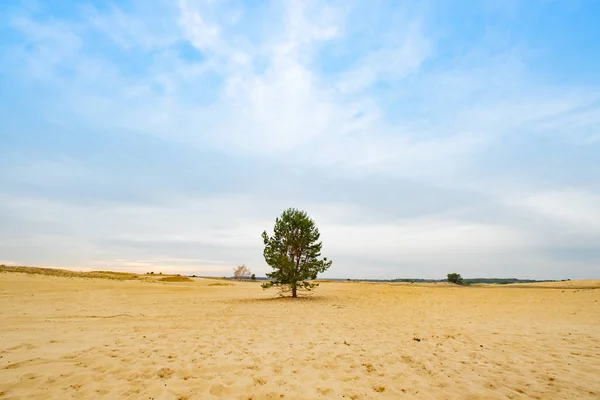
[261,208,332,298]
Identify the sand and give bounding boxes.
[1,272,599,399]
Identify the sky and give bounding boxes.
[1,0,599,280]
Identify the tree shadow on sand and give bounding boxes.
[228,295,330,305]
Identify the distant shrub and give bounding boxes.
[447,273,463,285]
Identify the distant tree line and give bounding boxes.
[389,276,568,285]
[462,278,542,284]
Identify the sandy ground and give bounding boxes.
[1,273,599,399]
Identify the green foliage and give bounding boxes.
[447,273,463,284]
[261,208,332,298]
[250,273,256,280]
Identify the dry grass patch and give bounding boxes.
[208,282,234,287]
[158,276,193,282]
[253,377,267,385]
[0,265,141,281]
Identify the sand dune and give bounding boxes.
[1,272,599,399]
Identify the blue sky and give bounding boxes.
[1,0,599,279]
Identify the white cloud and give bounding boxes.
[85,4,178,50]
[6,16,82,80]
[178,0,223,53]
[516,190,600,233]
[585,134,600,144]
[322,219,530,258]
[337,22,430,93]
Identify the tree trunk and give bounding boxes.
[292,284,297,298]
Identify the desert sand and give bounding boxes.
[1,271,599,399]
